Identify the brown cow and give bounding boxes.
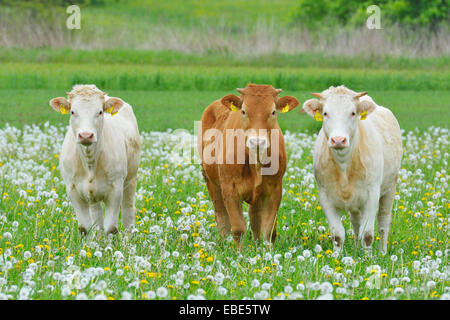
[198,84,299,248]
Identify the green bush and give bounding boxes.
[294,0,449,30]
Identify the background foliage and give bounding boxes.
[295,0,449,30]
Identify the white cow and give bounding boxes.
[49,84,141,235]
[302,85,402,254]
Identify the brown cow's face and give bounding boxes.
[221,84,299,151]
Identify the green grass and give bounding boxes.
[80,0,298,28]
[0,89,448,132]
[0,62,448,93]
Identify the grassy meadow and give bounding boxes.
[0,0,449,301]
[0,122,448,300]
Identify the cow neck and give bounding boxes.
[77,132,103,178]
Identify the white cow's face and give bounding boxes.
[50,93,123,146]
[302,89,376,153]
[321,95,358,150]
[69,96,105,145]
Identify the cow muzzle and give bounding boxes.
[77,131,95,145]
[330,136,348,149]
[247,136,269,150]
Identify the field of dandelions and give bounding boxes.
[0,123,448,300]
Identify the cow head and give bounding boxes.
[221,84,299,151]
[302,85,376,152]
[49,84,124,146]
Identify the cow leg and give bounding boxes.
[319,189,345,253]
[104,184,123,235]
[359,190,380,253]
[121,177,138,230]
[377,187,395,255]
[349,210,361,244]
[249,197,264,241]
[258,186,282,245]
[221,184,246,249]
[89,202,104,233]
[67,186,91,235]
[203,170,231,237]
[211,186,231,237]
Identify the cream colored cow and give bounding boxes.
[302,85,402,254]
[49,84,141,235]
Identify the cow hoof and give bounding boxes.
[232,230,245,243]
[363,232,374,247]
[106,226,118,235]
[333,235,343,247]
[78,226,88,236]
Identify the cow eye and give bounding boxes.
[323,112,327,116]
[272,110,276,116]
[99,110,103,115]
[351,112,356,116]
[241,110,246,115]
[70,111,75,115]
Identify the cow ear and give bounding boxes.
[221,94,242,111]
[49,97,70,114]
[104,97,124,115]
[302,98,323,118]
[356,100,376,119]
[276,96,299,113]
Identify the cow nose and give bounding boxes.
[330,136,347,148]
[78,131,94,144]
[247,136,269,149]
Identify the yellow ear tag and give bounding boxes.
[230,103,238,112]
[111,111,118,116]
[106,106,114,114]
[281,104,290,113]
[360,110,367,120]
[60,106,68,115]
[314,112,323,122]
